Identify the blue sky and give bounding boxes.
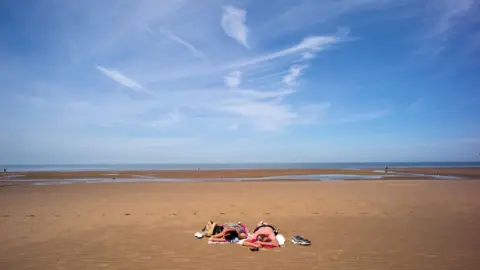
[0,0,479,164]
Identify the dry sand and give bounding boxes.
[1,180,480,269]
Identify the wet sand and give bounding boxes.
[1,180,480,269]
[3,167,479,180]
[2,168,383,180]
[388,167,480,179]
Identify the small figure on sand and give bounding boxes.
[384,166,388,174]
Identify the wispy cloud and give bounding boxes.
[224,71,242,88]
[302,52,315,59]
[143,108,181,128]
[157,28,210,63]
[418,0,478,54]
[430,0,475,38]
[283,64,307,86]
[218,99,298,131]
[221,5,249,48]
[224,34,343,70]
[257,1,387,40]
[82,30,345,131]
[96,66,148,93]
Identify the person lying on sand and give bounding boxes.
[241,221,280,249]
[198,220,222,238]
[196,220,248,241]
[209,222,248,242]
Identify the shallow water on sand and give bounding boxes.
[1,172,460,186]
[4,161,480,172]
[372,170,462,180]
[21,174,383,186]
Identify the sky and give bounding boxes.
[0,0,479,164]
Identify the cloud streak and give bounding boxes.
[224,34,343,70]
[283,64,307,86]
[96,66,149,93]
[158,28,210,63]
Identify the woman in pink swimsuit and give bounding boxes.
[241,221,279,249]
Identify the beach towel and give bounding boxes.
[236,234,286,247]
[208,237,242,244]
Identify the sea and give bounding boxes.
[2,162,480,172]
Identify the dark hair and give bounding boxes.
[224,230,239,241]
[256,234,269,242]
[213,225,224,235]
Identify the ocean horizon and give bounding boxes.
[2,162,480,172]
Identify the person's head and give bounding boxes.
[256,234,270,242]
[224,230,239,241]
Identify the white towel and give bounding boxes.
[276,234,286,246]
[208,238,240,244]
[236,234,285,246]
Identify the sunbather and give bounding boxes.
[198,220,222,238]
[241,221,280,249]
[209,222,248,242]
[197,220,248,241]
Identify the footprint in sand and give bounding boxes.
[220,212,225,215]
[54,214,61,218]
[264,212,270,215]
[124,213,131,216]
[169,213,177,216]
[2,214,10,217]
[312,212,319,215]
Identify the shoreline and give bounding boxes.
[2,167,480,177]
[1,167,480,187]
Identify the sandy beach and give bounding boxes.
[1,178,480,269]
[2,167,480,181]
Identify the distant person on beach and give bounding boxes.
[385,166,388,174]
